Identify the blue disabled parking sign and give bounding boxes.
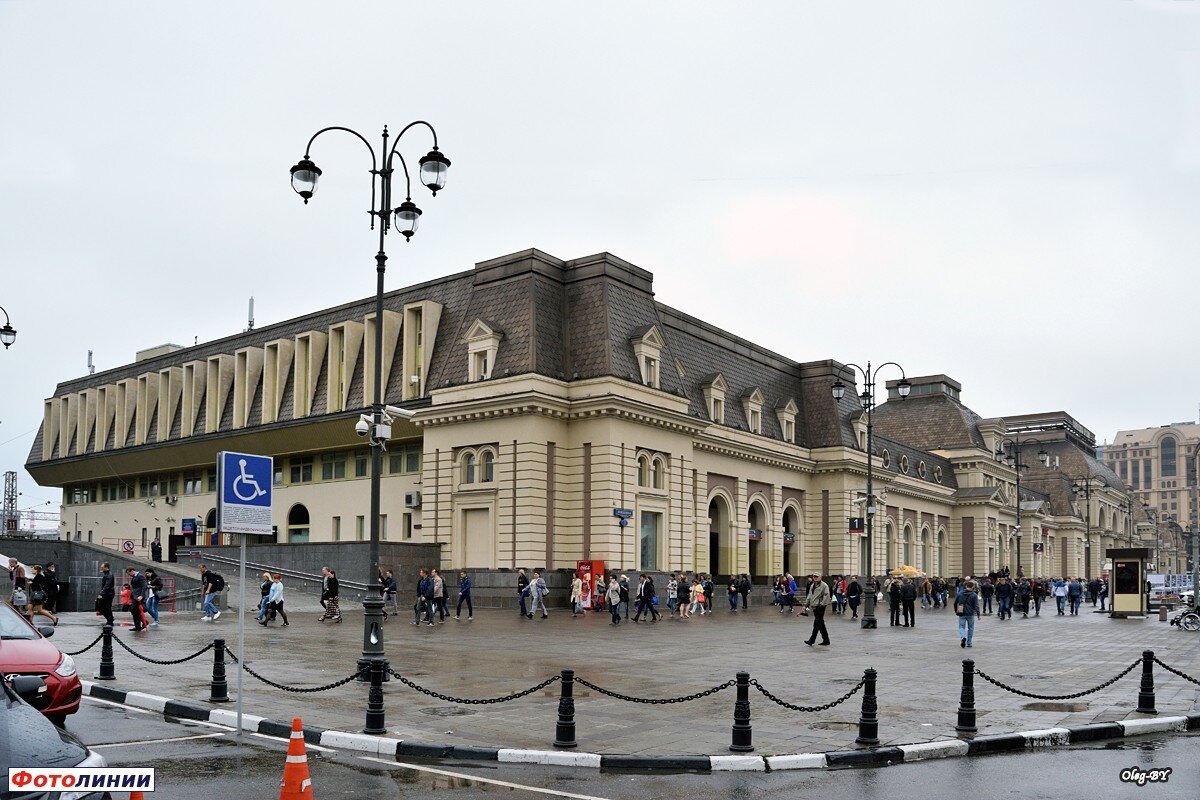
[217,451,274,536]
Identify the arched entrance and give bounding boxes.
[921,527,931,574]
[708,494,732,578]
[782,505,801,577]
[747,499,769,579]
[287,504,310,543]
[204,508,217,546]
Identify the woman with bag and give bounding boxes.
[570,573,584,617]
[27,565,58,626]
[144,568,163,628]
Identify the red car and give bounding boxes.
[0,601,81,724]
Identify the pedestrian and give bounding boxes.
[955,579,981,648]
[888,578,902,626]
[727,575,740,612]
[980,578,995,615]
[666,574,679,615]
[256,571,273,622]
[832,575,845,614]
[126,567,147,632]
[676,574,691,617]
[1068,577,1083,615]
[900,577,917,627]
[261,573,289,626]
[633,573,660,622]
[413,569,432,625]
[431,569,447,622]
[1016,579,1031,618]
[702,574,714,612]
[455,570,473,620]
[144,568,163,627]
[1098,578,1108,611]
[28,565,59,626]
[199,564,223,622]
[803,572,831,646]
[1052,577,1068,615]
[685,577,703,616]
[781,573,797,613]
[619,574,630,618]
[846,575,862,619]
[529,571,549,619]
[738,573,751,609]
[150,537,162,562]
[7,558,27,612]
[42,562,60,614]
[384,569,400,616]
[516,569,530,617]
[96,561,115,627]
[318,567,341,622]
[995,576,1013,621]
[607,575,622,625]
[570,573,584,617]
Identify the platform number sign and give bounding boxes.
[216,451,274,536]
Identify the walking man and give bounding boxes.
[633,574,660,622]
[995,576,1013,621]
[431,569,447,623]
[198,564,222,621]
[144,568,163,627]
[846,575,862,619]
[955,579,981,648]
[455,570,473,620]
[96,562,115,627]
[516,569,530,617]
[803,573,831,646]
[900,577,917,627]
[980,578,994,615]
[125,568,147,632]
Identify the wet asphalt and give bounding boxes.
[68,696,1198,799]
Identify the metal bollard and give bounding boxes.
[855,667,880,745]
[364,660,386,734]
[955,659,976,733]
[729,671,753,752]
[94,625,116,681]
[210,638,230,703]
[1136,649,1157,715]
[553,669,577,748]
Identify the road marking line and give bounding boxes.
[357,756,614,800]
[82,696,150,713]
[93,733,226,749]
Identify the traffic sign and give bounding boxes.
[216,451,274,536]
[120,539,135,554]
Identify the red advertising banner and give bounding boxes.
[577,560,605,610]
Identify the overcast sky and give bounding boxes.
[3,1,1199,512]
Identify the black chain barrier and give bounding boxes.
[750,677,866,712]
[1152,656,1200,687]
[63,632,105,657]
[225,650,367,693]
[388,668,560,705]
[574,676,735,705]
[974,658,1141,700]
[111,635,214,666]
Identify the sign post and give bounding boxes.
[216,451,274,740]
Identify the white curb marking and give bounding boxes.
[1021,728,1070,747]
[898,740,970,761]
[710,755,766,771]
[764,753,827,770]
[122,691,169,713]
[498,748,603,768]
[1120,716,1189,736]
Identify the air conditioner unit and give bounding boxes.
[164,496,178,506]
[404,491,422,509]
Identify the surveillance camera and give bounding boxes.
[355,418,370,437]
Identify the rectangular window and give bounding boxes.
[1131,461,1140,488]
[783,419,794,442]
[355,450,369,478]
[1119,461,1128,481]
[141,527,148,547]
[273,467,284,486]
[403,513,413,540]
[356,515,365,541]
[290,456,314,483]
[711,398,723,422]
[749,409,761,434]
[405,444,421,474]
[139,477,149,498]
[321,452,346,481]
[1143,460,1152,489]
[332,516,341,542]
[380,514,388,540]
[207,471,216,492]
[389,453,403,474]
[639,511,661,570]
[166,477,178,496]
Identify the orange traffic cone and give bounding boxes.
[279,717,314,799]
[130,793,144,800]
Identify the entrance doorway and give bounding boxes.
[747,500,768,579]
[707,494,731,577]
[783,505,800,576]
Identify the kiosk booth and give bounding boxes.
[1106,547,1152,618]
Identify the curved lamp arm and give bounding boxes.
[302,126,381,223]
[384,120,440,200]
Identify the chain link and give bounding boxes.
[388,669,560,705]
[749,678,865,712]
[64,632,105,656]
[111,635,214,665]
[573,677,735,705]
[974,659,1140,700]
[1153,656,1200,687]
[225,650,366,693]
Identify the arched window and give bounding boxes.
[885,522,895,569]
[637,454,651,488]
[462,452,476,484]
[921,527,931,572]
[1161,436,1177,477]
[651,456,665,490]
[287,504,310,543]
[480,450,495,483]
[902,524,913,565]
[937,530,946,575]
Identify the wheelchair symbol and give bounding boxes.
[231,458,267,502]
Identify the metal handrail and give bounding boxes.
[174,549,376,593]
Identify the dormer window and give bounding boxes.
[775,398,798,443]
[741,388,764,435]
[464,319,503,383]
[630,325,665,390]
[702,374,728,424]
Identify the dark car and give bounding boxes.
[0,675,110,799]
[0,601,82,724]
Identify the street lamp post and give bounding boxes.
[289,123,450,688]
[1068,475,1103,581]
[831,361,910,629]
[994,435,1051,578]
[0,305,16,348]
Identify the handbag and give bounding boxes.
[31,589,46,604]
[12,589,28,606]
[651,595,659,606]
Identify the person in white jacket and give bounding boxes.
[259,573,289,626]
[528,571,549,619]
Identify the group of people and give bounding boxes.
[973,573,1104,619]
[409,568,473,625]
[96,561,163,631]
[7,558,60,626]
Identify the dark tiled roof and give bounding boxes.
[870,393,987,451]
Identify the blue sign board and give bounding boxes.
[216,451,274,536]
[181,518,195,534]
[613,508,634,519]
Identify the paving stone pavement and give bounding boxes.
[51,598,1200,756]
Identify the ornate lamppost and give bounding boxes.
[288,122,450,687]
[994,435,1051,578]
[831,362,910,629]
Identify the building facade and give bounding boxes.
[27,248,1140,580]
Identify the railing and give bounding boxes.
[175,549,378,595]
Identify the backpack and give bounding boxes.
[210,573,225,592]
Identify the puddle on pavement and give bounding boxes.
[419,706,476,717]
[1020,701,1089,712]
[1102,738,1170,751]
[808,721,860,731]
